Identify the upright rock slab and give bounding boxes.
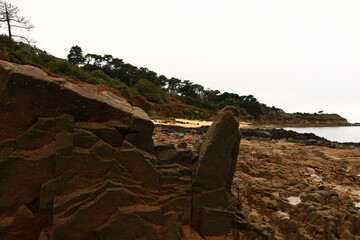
[192,106,241,236]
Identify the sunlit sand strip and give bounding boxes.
[152,118,255,128]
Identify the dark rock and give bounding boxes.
[199,208,234,236]
[118,147,159,192]
[0,61,245,239]
[95,210,158,240]
[73,129,99,149]
[163,211,182,240]
[0,61,161,240]
[177,141,187,148]
[154,143,175,152]
[91,140,119,160]
[191,106,241,236]
[155,148,179,165]
[192,106,241,191]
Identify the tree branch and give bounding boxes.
[11,35,31,44]
[6,18,25,23]
[9,24,34,30]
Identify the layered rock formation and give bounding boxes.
[0,61,241,239]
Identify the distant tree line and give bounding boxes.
[67,45,269,119]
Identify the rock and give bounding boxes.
[73,128,99,149]
[199,208,234,236]
[191,106,241,236]
[0,61,245,239]
[14,205,35,225]
[95,209,159,240]
[0,61,160,240]
[38,229,50,240]
[118,146,159,192]
[192,106,241,192]
[302,192,325,204]
[39,179,54,220]
[0,142,55,213]
[91,139,120,160]
[90,127,124,148]
[163,211,182,240]
[177,141,187,148]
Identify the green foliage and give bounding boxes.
[216,93,263,119]
[218,98,241,109]
[134,79,168,104]
[46,59,100,84]
[67,45,85,65]
[90,69,119,86]
[0,34,10,51]
[90,69,132,98]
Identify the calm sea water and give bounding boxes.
[283,126,360,143]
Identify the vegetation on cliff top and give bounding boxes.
[0,35,349,124]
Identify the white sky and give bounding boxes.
[6,0,360,122]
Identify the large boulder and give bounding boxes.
[0,61,154,152]
[0,60,160,240]
[191,106,241,236]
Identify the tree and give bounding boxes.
[165,77,181,94]
[179,80,196,97]
[84,53,103,66]
[0,1,34,44]
[158,75,168,89]
[203,89,220,102]
[67,45,86,66]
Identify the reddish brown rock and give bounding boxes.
[0,60,243,240]
[0,60,159,239]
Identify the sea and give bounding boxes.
[283,126,360,143]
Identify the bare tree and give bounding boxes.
[0,1,34,44]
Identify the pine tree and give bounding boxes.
[67,45,86,66]
[0,1,34,44]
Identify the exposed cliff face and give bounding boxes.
[0,61,241,239]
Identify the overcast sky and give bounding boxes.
[6,0,360,122]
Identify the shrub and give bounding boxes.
[134,79,168,104]
[90,70,133,99]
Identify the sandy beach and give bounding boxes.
[152,118,257,129]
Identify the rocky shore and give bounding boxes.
[155,125,360,149]
[154,124,360,239]
[1,60,359,239]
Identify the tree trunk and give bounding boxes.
[4,3,13,48]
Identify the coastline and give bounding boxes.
[155,124,360,148]
[152,118,356,130]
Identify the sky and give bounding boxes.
[5,0,360,122]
